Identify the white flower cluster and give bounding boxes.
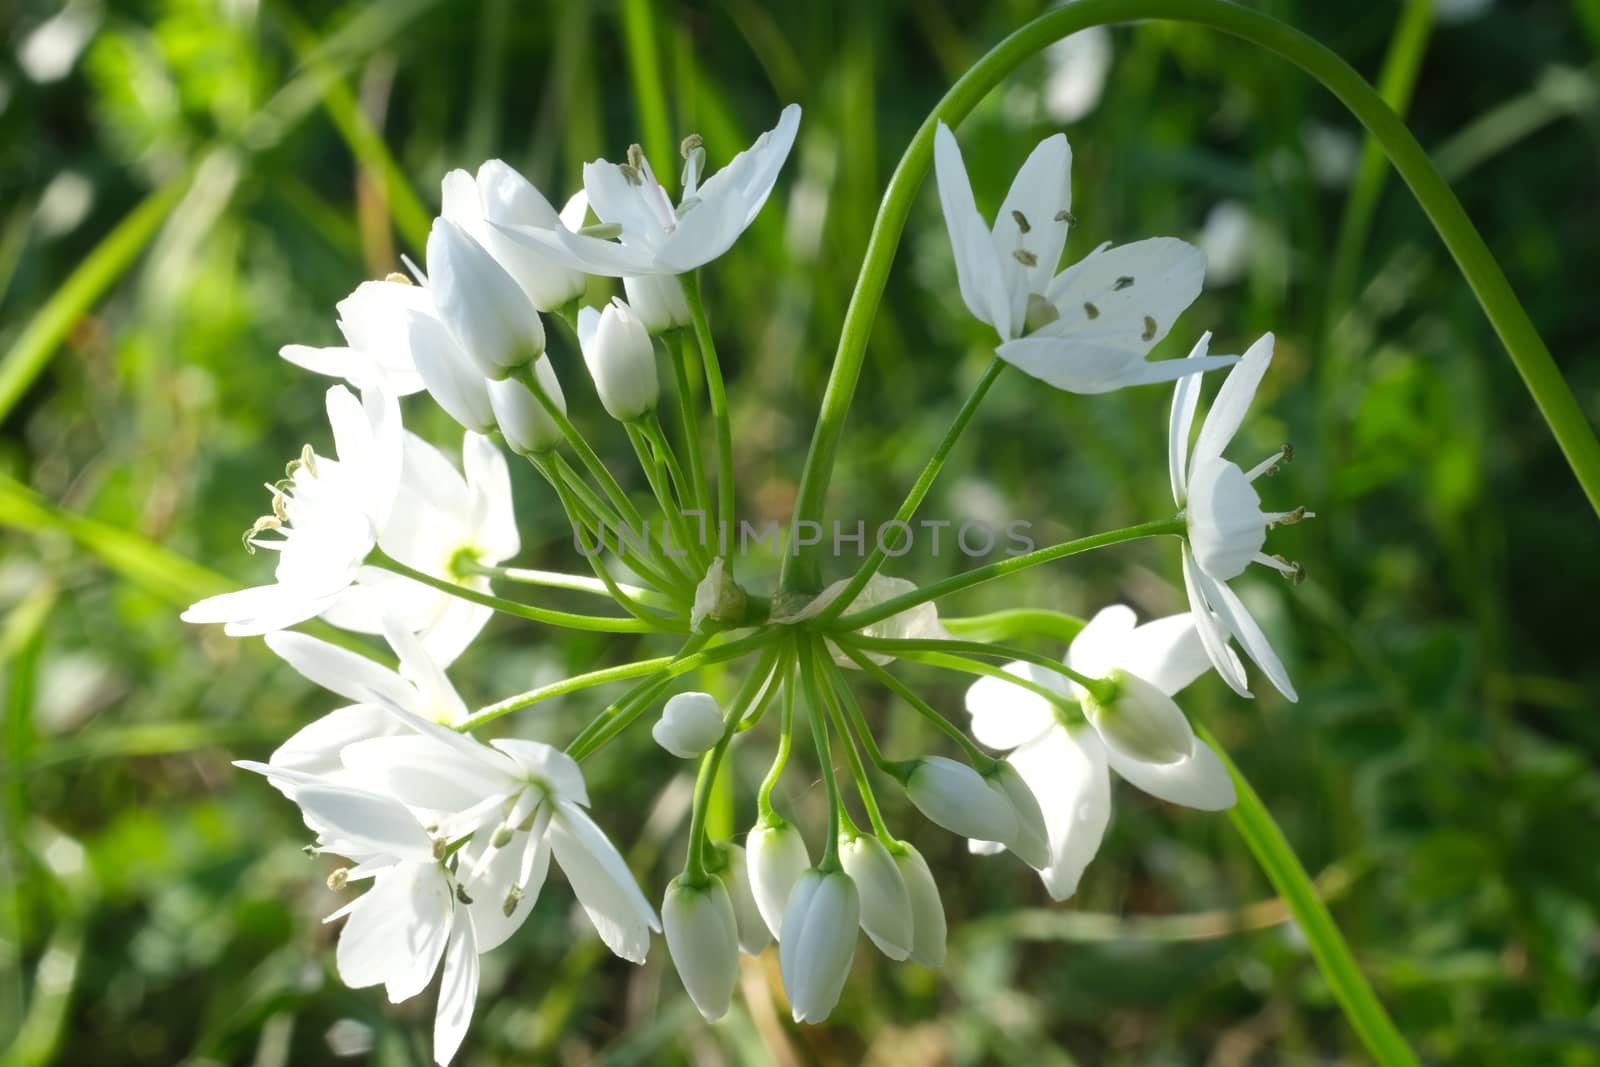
[184,101,1314,1063]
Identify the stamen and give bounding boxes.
[1254,553,1306,583]
[1245,448,1288,481]
[384,271,412,286]
[626,144,646,172]
[432,837,448,861]
[680,133,703,158]
[1012,249,1038,267]
[618,162,641,185]
[1142,315,1158,341]
[1055,210,1076,225]
[455,883,474,906]
[400,253,426,286]
[502,885,523,918]
[241,515,281,553]
[1113,276,1134,291]
[578,222,624,239]
[326,868,350,891]
[1267,505,1313,527]
[1011,210,1031,234]
[300,445,317,478]
[1083,301,1100,320]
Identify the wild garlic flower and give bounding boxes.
[934,121,1239,393]
[1171,333,1308,700]
[441,162,588,312]
[278,278,430,397]
[495,104,801,275]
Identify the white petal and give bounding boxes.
[406,310,496,433]
[963,660,1060,750]
[489,738,589,806]
[269,704,400,778]
[181,583,330,633]
[432,909,479,1066]
[993,336,1235,395]
[1065,605,1138,683]
[265,631,417,712]
[933,122,1012,337]
[1040,237,1205,357]
[462,433,519,563]
[1201,572,1299,702]
[993,132,1072,328]
[291,782,437,860]
[461,825,548,954]
[1117,614,1212,696]
[339,735,507,815]
[334,862,449,994]
[1009,727,1111,901]
[1191,333,1274,466]
[550,801,660,963]
[1169,333,1212,504]
[1105,737,1236,811]
[1181,546,1251,697]
[382,615,469,725]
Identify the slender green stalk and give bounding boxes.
[755,660,798,817]
[660,334,711,516]
[839,634,1110,701]
[887,648,1086,723]
[618,0,675,173]
[838,644,990,768]
[547,452,693,598]
[683,646,784,882]
[640,414,710,564]
[830,517,1184,631]
[943,608,1086,646]
[816,359,1007,624]
[826,664,893,773]
[815,648,893,840]
[626,423,710,572]
[459,653,680,732]
[1200,724,1420,1067]
[460,559,666,607]
[369,548,673,633]
[783,0,1600,601]
[681,273,737,558]
[797,636,845,868]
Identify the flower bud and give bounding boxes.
[1080,668,1195,766]
[427,217,545,378]
[715,842,771,955]
[623,273,692,334]
[577,298,659,420]
[406,309,495,433]
[902,756,1018,846]
[986,761,1051,869]
[838,835,912,960]
[652,692,724,759]
[487,359,565,455]
[778,868,860,1024]
[891,843,947,968]
[746,818,811,938]
[662,875,740,1021]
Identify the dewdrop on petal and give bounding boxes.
[652,692,724,758]
[662,875,740,1021]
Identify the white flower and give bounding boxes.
[662,875,740,1021]
[487,357,566,455]
[746,819,811,939]
[334,707,662,964]
[230,768,480,1065]
[964,605,1233,901]
[623,274,692,333]
[778,868,859,1024]
[493,104,801,276]
[441,162,588,312]
[715,842,771,955]
[652,691,725,758]
[838,834,912,960]
[426,218,545,378]
[279,278,429,396]
[891,843,947,968]
[1170,333,1307,700]
[325,431,519,667]
[934,122,1237,393]
[182,385,400,636]
[577,298,658,421]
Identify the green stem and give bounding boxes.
[814,358,1007,624]
[943,608,1087,646]
[547,452,694,599]
[783,0,1600,600]
[797,636,845,868]
[755,660,798,817]
[369,548,674,634]
[661,333,712,516]
[626,422,710,572]
[815,648,893,840]
[1200,724,1420,1067]
[826,666,892,773]
[460,559,668,607]
[839,634,1110,702]
[838,644,991,768]
[830,517,1184,631]
[458,654,680,733]
[681,272,737,559]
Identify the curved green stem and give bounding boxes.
[943,608,1087,646]
[660,334,712,517]
[369,548,675,634]
[755,660,798,817]
[839,633,1111,704]
[838,644,991,769]
[814,358,1007,624]
[458,653,681,732]
[681,272,737,560]
[1201,724,1420,1067]
[830,517,1183,631]
[547,452,693,599]
[798,635,846,868]
[815,648,893,840]
[783,0,1600,600]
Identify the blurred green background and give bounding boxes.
[3,0,1600,1063]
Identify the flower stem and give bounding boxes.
[681,272,737,560]
[546,452,694,599]
[1200,724,1421,1067]
[837,644,991,769]
[660,333,712,517]
[625,422,711,572]
[815,648,893,841]
[828,517,1184,632]
[756,660,798,818]
[839,634,1111,703]
[882,648,1087,724]
[458,654,682,733]
[369,548,675,634]
[782,0,1600,600]
[942,608,1087,645]
[797,635,845,868]
[814,358,1007,623]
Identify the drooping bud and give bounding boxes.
[713,842,771,955]
[778,868,860,1024]
[1080,668,1195,766]
[746,818,811,938]
[986,760,1051,869]
[576,298,659,420]
[487,358,565,454]
[427,218,545,379]
[662,875,741,1021]
[890,842,947,968]
[901,756,1018,846]
[652,692,724,759]
[622,274,693,334]
[838,834,912,960]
